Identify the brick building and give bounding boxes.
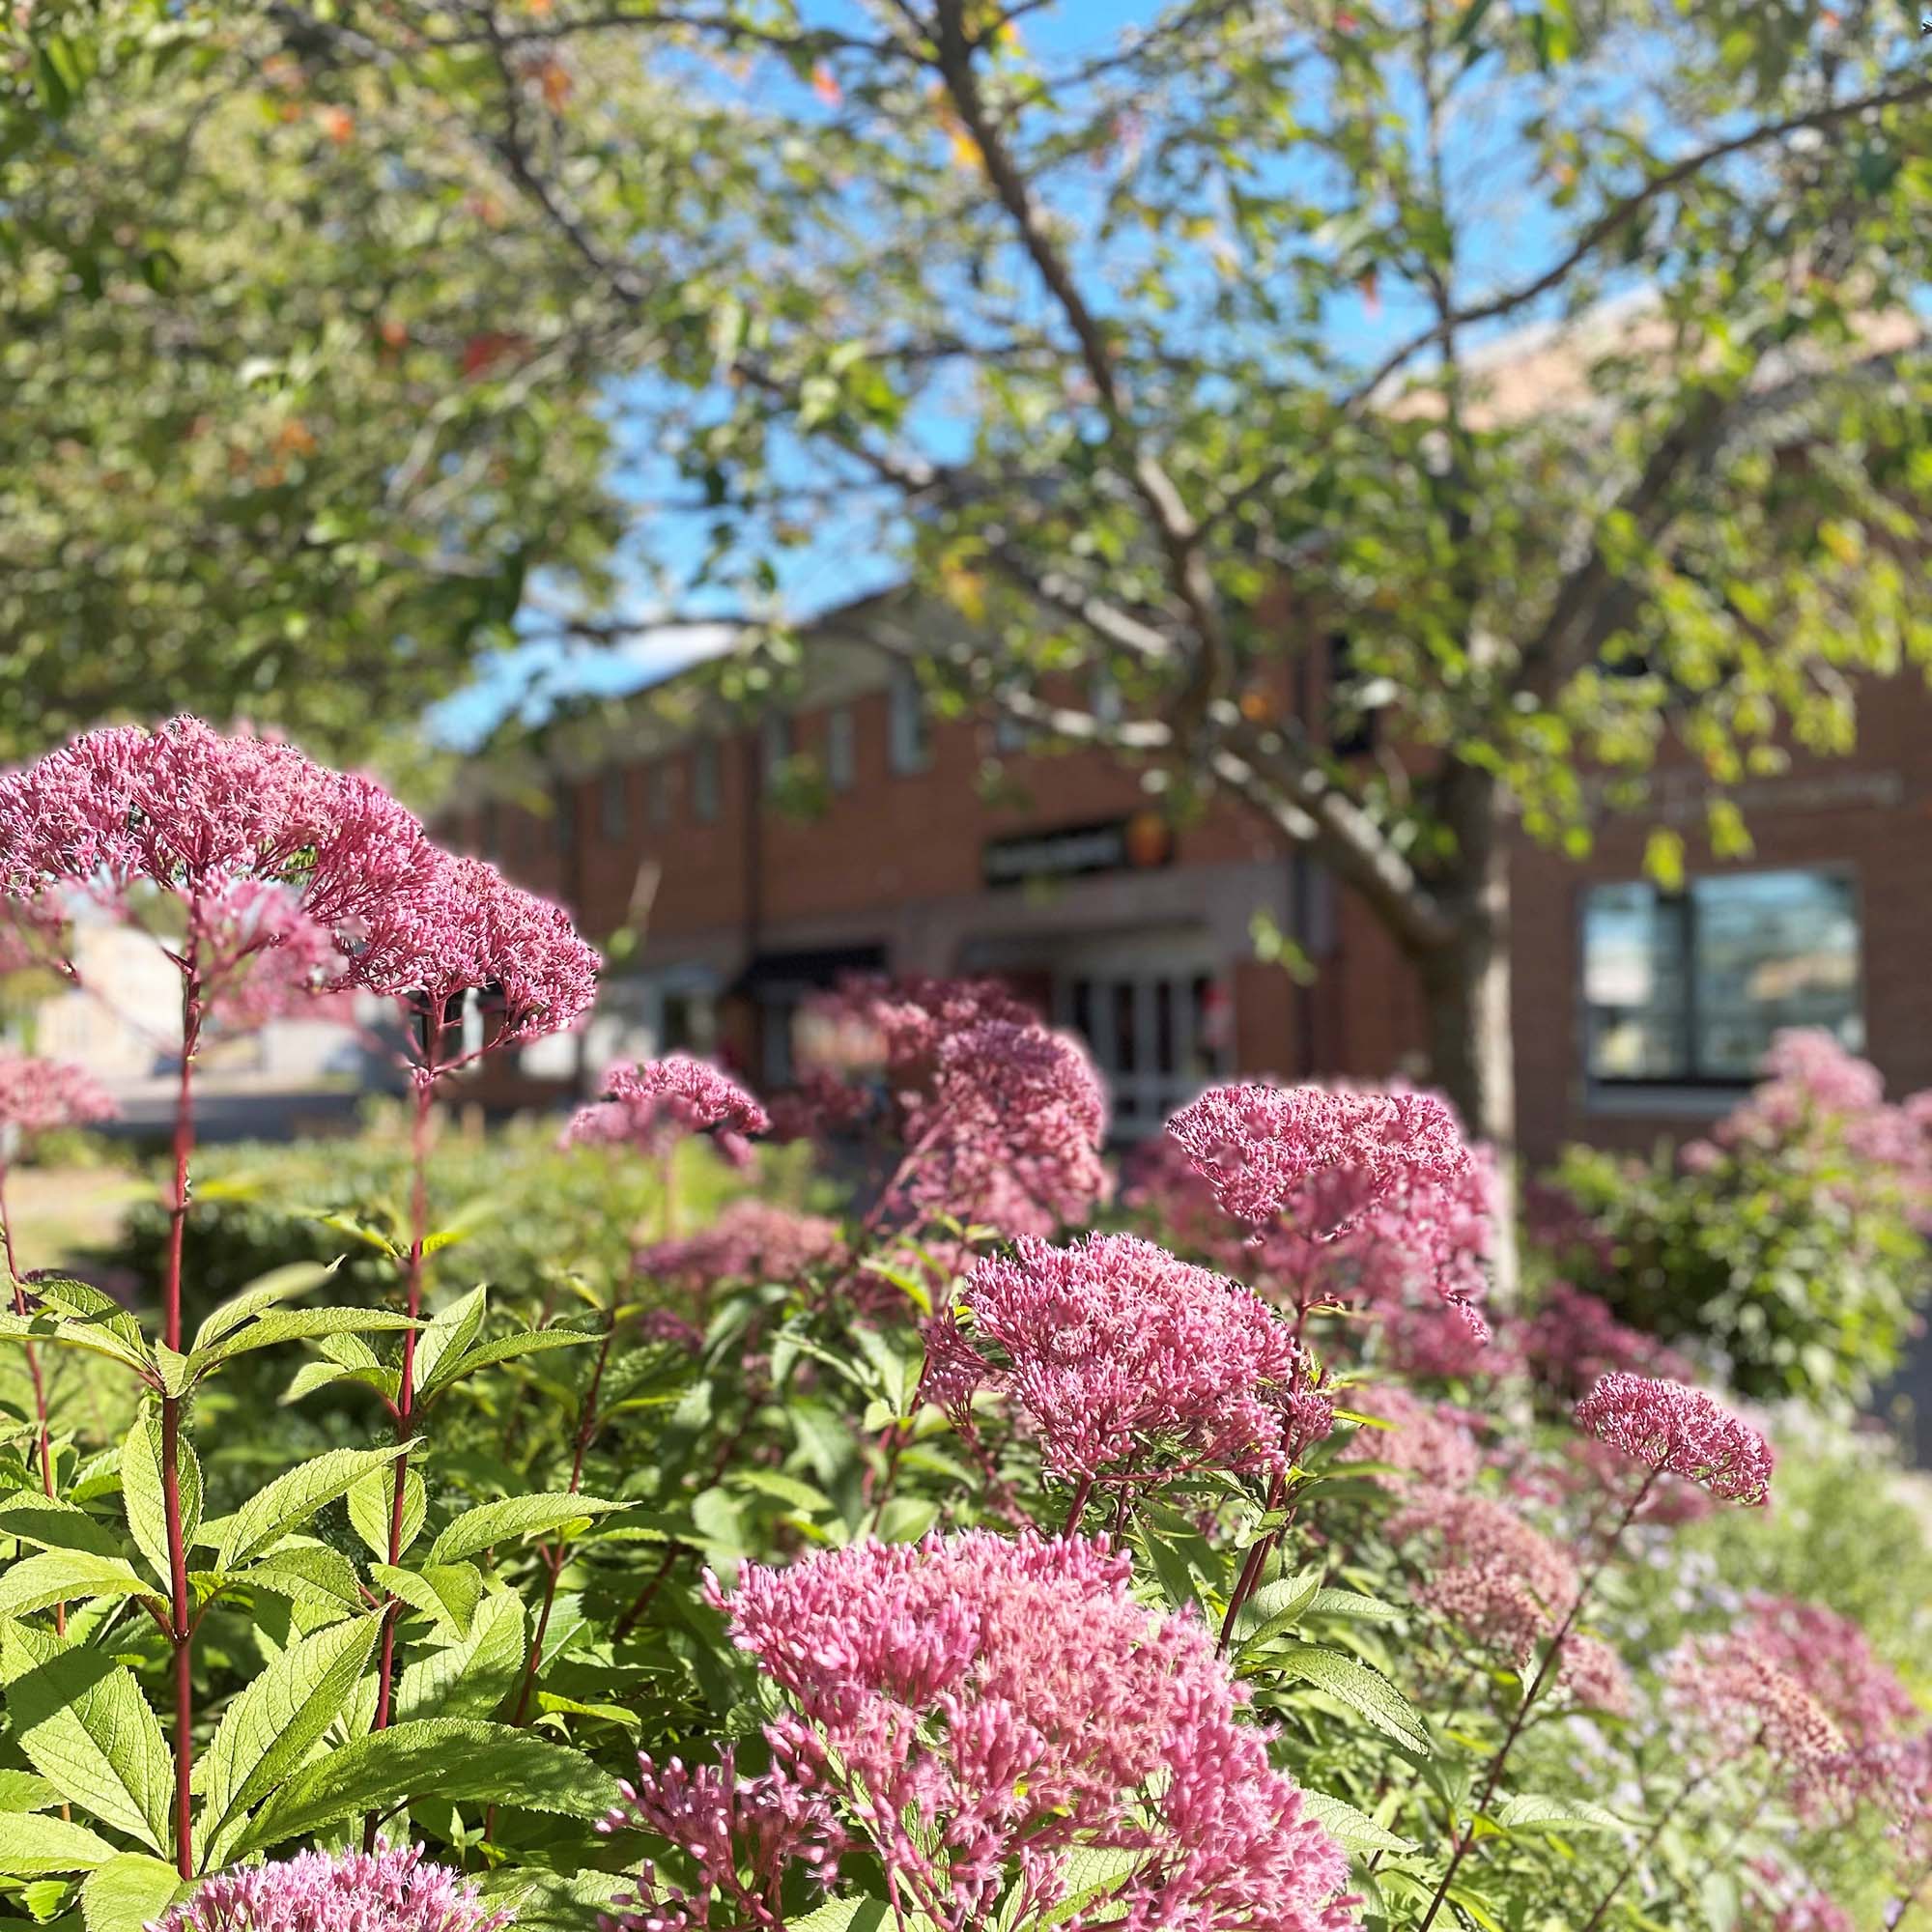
[440,588,1932,1166]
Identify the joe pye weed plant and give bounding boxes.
[0,718,1924,1932]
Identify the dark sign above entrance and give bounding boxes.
[982,812,1175,889]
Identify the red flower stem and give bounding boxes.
[1218,1471,1287,1654]
[1061,1474,1094,1536]
[1415,1468,1659,1932]
[372,1016,441,1744]
[161,967,202,1880]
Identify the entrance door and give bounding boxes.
[1061,971,1228,1141]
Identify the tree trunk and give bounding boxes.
[1417,766,1521,1303]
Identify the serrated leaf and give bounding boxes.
[727,1469,832,1515]
[1134,1522,1200,1613]
[190,1308,417,1378]
[192,1262,342,1351]
[1273,1647,1432,1755]
[0,1498,125,1563]
[395,1588,524,1722]
[0,1551,151,1620]
[348,1465,425,1562]
[199,1611,384,1863]
[0,1810,115,1872]
[784,1898,901,1932]
[79,1853,185,1932]
[426,1494,626,1568]
[474,1869,645,1932]
[0,1772,61,1813]
[1304,1587,1403,1622]
[0,1624,172,1856]
[238,1544,365,1615]
[412,1286,487,1395]
[14,1280,152,1375]
[1299,1790,1417,1854]
[1494,1793,1626,1833]
[236,1719,614,1854]
[370,1564,481,1636]
[1237,1567,1324,1650]
[417,1328,594,1399]
[1033,1846,1144,1925]
[0,1311,150,1379]
[122,1410,198,1590]
[216,1444,412,1571]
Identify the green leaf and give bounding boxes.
[412,1285,488,1394]
[0,1551,151,1620]
[190,1309,418,1378]
[0,1811,116,1873]
[426,1494,626,1567]
[875,1497,938,1544]
[1272,1648,1432,1755]
[1134,1522,1200,1614]
[416,1329,593,1399]
[1032,1847,1144,1925]
[192,1262,342,1351]
[1303,1587,1403,1622]
[1493,1793,1626,1833]
[216,1444,412,1571]
[0,1498,126,1563]
[1299,1790,1417,1855]
[726,1469,832,1515]
[199,1611,385,1864]
[348,1465,424,1562]
[10,1280,152,1378]
[237,1543,366,1616]
[122,1410,198,1590]
[474,1869,642,1932]
[0,1623,173,1857]
[395,1588,525,1721]
[0,1773,61,1813]
[79,1854,185,1932]
[236,1719,614,1855]
[0,1311,150,1380]
[1236,1566,1324,1650]
[782,1898,898,1932]
[370,1564,481,1636]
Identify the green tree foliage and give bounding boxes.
[267,0,1932,1166]
[0,1,629,761]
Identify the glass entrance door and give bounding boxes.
[1061,971,1226,1140]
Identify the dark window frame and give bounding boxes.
[1578,866,1862,1091]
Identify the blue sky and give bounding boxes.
[434,0,1584,746]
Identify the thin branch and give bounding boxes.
[417,5,905,59]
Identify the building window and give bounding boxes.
[1327,634,1375,756]
[1089,667,1123,726]
[888,664,929,775]
[599,766,628,843]
[692,740,721,824]
[648,762,674,829]
[825,705,857,790]
[760,710,792,785]
[1581,869,1861,1086]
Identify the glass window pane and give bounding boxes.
[1582,883,1690,1079]
[1690,871,1861,1077]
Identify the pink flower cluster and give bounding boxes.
[1337,1384,1481,1493]
[924,1234,1331,1488]
[1671,1634,1846,1775]
[566,1057,769,1167]
[1575,1373,1773,1506]
[601,1746,842,1932]
[154,1843,511,1932]
[886,1017,1109,1238]
[1167,1081,1469,1235]
[705,1531,1357,1932]
[0,1052,117,1137]
[0,719,599,1065]
[1520,1282,1692,1400]
[635,1199,846,1293]
[1741,1597,1919,1753]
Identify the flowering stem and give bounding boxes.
[1061,1474,1094,1536]
[160,968,203,1881]
[372,1035,440,1743]
[1218,1471,1287,1655]
[1415,1468,1659,1932]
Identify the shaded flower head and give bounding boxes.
[0,1053,117,1138]
[567,1055,768,1166]
[152,1842,511,1932]
[635,1199,845,1293]
[886,1019,1108,1238]
[348,851,599,1067]
[1337,1384,1481,1493]
[711,1530,1357,1932]
[1671,1634,1846,1774]
[1168,1081,1469,1236]
[1740,1597,1918,1752]
[1575,1373,1773,1506]
[926,1234,1329,1487]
